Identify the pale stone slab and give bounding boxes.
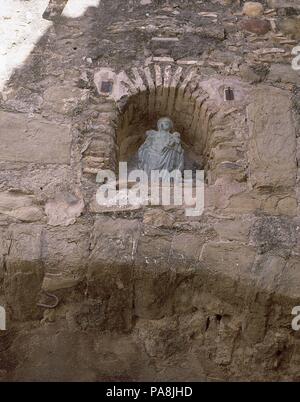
[0,112,71,164]
[0,191,44,222]
[247,87,297,189]
[45,192,84,227]
[94,68,133,101]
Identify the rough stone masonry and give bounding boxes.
[0,0,300,381]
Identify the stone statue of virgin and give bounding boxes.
[137,117,184,176]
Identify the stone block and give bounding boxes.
[267,0,300,9]
[45,192,84,226]
[250,216,296,253]
[143,208,175,228]
[247,87,297,189]
[43,85,89,115]
[134,231,174,319]
[240,18,271,35]
[243,2,264,17]
[5,224,44,321]
[200,242,256,284]
[0,112,71,164]
[94,69,131,101]
[170,232,207,262]
[87,217,141,331]
[0,191,44,222]
[214,219,251,242]
[268,64,300,86]
[42,224,90,280]
[277,256,300,299]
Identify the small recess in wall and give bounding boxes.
[224,87,234,101]
[101,80,114,94]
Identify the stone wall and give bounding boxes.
[1,0,300,381]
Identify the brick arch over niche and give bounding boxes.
[91,65,250,185]
[117,66,213,168]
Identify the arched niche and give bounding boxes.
[92,65,249,187]
[116,67,215,173]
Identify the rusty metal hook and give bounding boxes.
[37,290,59,309]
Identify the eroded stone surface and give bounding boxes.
[242,2,264,17]
[0,112,71,164]
[0,0,300,383]
[45,192,84,226]
[247,87,297,190]
[0,191,44,222]
[240,18,271,35]
[4,224,44,321]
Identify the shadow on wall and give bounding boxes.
[0,0,218,179]
[0,0,151,105]
[1,0,248,187]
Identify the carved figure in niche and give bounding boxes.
[137,117,184,176]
